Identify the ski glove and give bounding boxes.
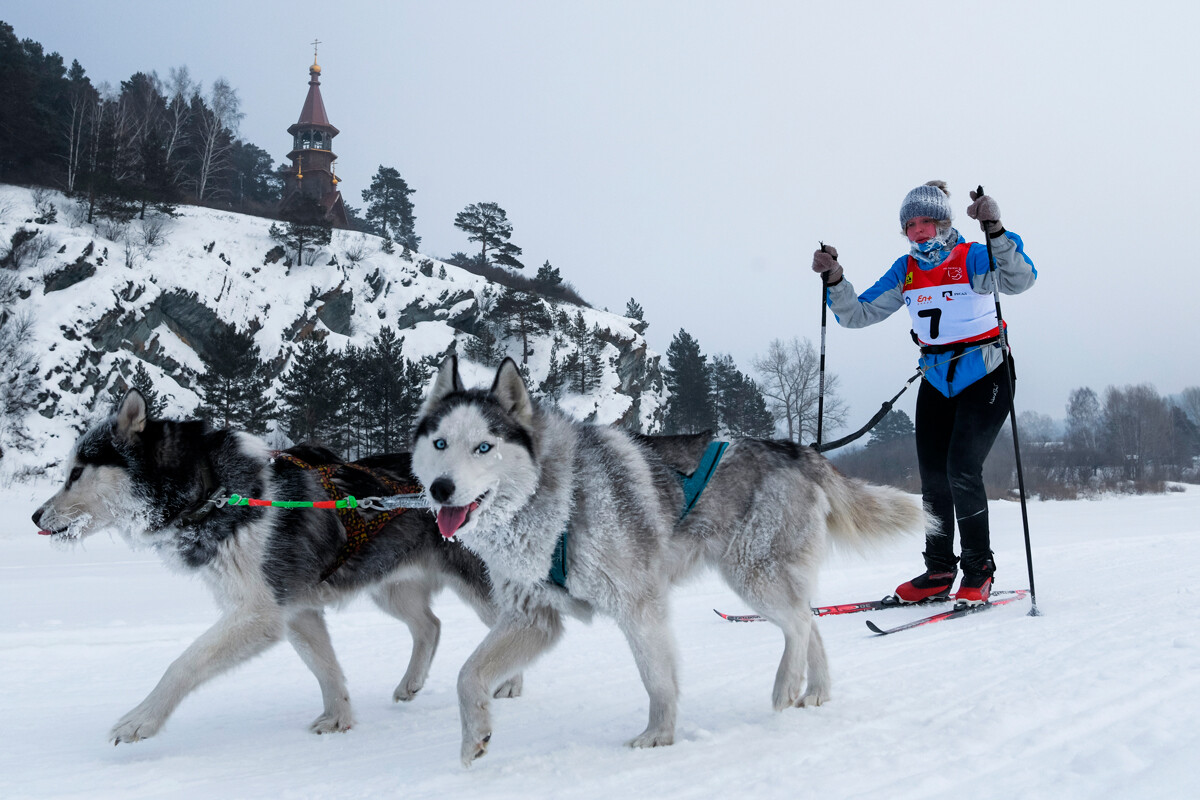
[967,190,1004,236]
[811,246,843,285]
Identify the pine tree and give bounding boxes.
[538,334,567,402]
[277,338,344,447]
[453,202,524,270]
[663,329,715,435]
[561,311,602,394]
[710,353,773,437]
[624,298,648,335]
[867,409,914,448]
[356,328,426,452]
[272,194,333,266]
[494,288,552,365]
[534,260,563,291]
[129,361,167,417]
[195,326,276,434]
[463,288,507,366]
[361,165,419,250]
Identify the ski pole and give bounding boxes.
[978,186,1040,617]
[816,242,833,447]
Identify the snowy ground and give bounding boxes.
[3,480,1197,800]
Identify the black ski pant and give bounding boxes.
[915,366,1012,575]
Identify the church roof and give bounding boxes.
[293,63,338,134]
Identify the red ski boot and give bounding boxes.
[893,568,957,604]
[954,558,996,606]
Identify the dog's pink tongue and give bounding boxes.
[37,529,52,536]
[437,506,470,539]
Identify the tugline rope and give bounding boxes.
[270,452,426,581]
[183,454,430,581]
[811,340,999,454]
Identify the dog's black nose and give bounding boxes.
[429,476,456,504]
[32,508,43,526]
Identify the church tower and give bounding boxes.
[280,42,349,227]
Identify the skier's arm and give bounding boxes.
[968,232,1037,295]
[825,256,907,329]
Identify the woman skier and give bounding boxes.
[811,181,1036,605]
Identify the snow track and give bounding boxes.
[3,484,1198,798]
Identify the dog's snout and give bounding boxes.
[429,477,456,504]
[32,507,44,527]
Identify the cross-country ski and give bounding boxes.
[864,590,1030,635]
[715,589,1025,622]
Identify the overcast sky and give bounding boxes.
[6,1,1198,426]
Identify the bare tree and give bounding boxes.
[1178,386,1200,427]
[163,67,194,180]
[1103,384,1172,481]
[62,60,96,193]
[1017,410,1059,445]
[1065,387,1102,455]
[0,272,40,456]
[194,79,242,202]
[752,337,847,443]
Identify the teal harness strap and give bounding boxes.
[677,440,729,521]
[549,530,568,588]
[547,440,729,589]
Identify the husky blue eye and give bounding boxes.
[477,442,492,454]
[434,438,447,450]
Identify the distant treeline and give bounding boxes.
[834,384,1200,498]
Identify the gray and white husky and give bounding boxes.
[32,389,515,744]
[412,357,925,765]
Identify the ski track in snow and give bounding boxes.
[2,482,1198,799]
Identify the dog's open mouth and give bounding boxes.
[35,513,91,541]
[38,525,78,541]
[436,492,488,539]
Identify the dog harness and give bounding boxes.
[548,440,729,590]
[273,453,424,581]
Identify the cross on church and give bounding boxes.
[311,39,321,60]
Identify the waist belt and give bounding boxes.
[911,331,1001,384]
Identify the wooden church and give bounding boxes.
[279,44,349,227]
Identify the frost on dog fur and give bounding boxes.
[411,356,925,767]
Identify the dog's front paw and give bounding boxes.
[492,673,523,699]
[772,680,806,711]
[798,686,830,708]
[109,710,163,744]
[461,732,490,767]
[626,727,674,749]
[393,678,423,703]
[309,710,354,734]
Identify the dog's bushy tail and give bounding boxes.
[823,470,927,551]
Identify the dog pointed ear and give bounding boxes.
[116,389,148,439]
[490,357,533,426]
[421,355,464,415]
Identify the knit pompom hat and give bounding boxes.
[899,180,952,231]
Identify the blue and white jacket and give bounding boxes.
[826,230,1037,397]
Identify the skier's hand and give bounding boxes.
[812,246,843,285]
[967,189,1003,235]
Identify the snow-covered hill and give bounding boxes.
[3,480,1197,799]
[0,183,665,478]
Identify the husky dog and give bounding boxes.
[32,390,516,744]
[411,357,925,765]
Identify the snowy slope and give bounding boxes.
[0,184,664,477]
[3,481,1197,800]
